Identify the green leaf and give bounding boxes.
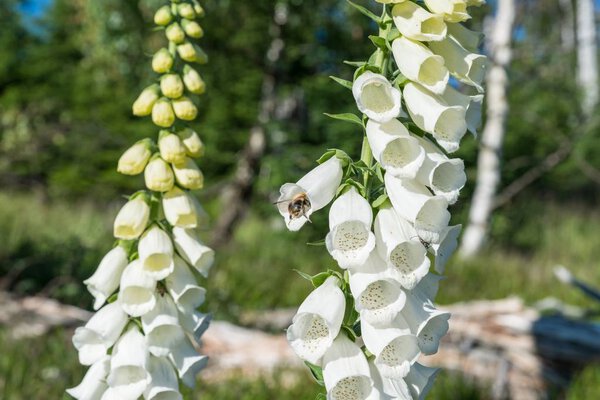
[106,293,119,304]
[305,362,325,386]
[352,320,362,337]
[316,393,327,400]
[324,112,364,127]
[371,192,389,208]
[368,35,387,50]
[343,60,366,67]
[329,75,353,90]
[306,239,326,246]
[316,149,337,164]
[311,271,332,288]
[374,163,385,182]
[341,325,357,342]
[346,0,382,25]
[293,269,314,282]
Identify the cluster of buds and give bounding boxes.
[278,0,485,398]
[68,1,213,399]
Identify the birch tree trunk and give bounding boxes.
[576,0,599,115]
[459,0,516,258]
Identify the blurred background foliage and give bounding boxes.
[1,0,600,398]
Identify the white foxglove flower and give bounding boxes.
[440,84,484,136]
[352,72,402,123]
[325,187,376,269]
[401,292,450,355]
[424,0,470,23]
[165,256,207,312]
[168,335,209,387]
[177,128,205,158]
[84,245,128,310]
[322,335,378,400]
[113,197,150,240]
[142,294,185,357]
[106,326,151,400]
[431,224,461,274]
[145,156,175,192]
[119,259,157,317]
[447,22,483,53]
[117,139,153,175]
[277,156,343,231]
[72,301,128,366]
[66,356,110,400]
[366,119,425,179]
[361,318,420,379]
[415,136,466,205]
[374,206,430,290]
[385,174,451,245]
[286,276,345,365]
[179,309,211,342]
[403,82,467,153]
[172,157,204,190]
[159,131,187,165]
[163,187,198,228]
[429,36,487,92]
[138,225,174,280]
[172,227,215,277]
[144,356,183,400]
[391,2,447,42]
[404,363,440,399]
[391,37,449,95]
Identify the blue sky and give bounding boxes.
[19,0,52,17]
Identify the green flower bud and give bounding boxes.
[152,98,176,127]
[159,130,187,164]
[182,65,206,95]
[132,84,160,116]
[117,138,153,175]
[154,5,172,26]
[177,3,196,19]
[176,42,208,64]
[181,19,204,39]
[173,157,204,190]
[144,155,175,192]
[172,97,198,121]
[177,128,205,158]
[160,74,184,99]
[152,48,174,73]
[193,2,205,16]
[166,22,186,44]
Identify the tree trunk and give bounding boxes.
[576,0,599,115]
[459,0,516,258]
[559,0,576,52]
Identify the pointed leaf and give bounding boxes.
[346,0,382,25]
[324,113,363,127]
[329,75,353,90]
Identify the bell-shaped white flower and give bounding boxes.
[402,291,450,355]
[172,227,215,277]
[385,173,451,245]
[107,326,151,400]
[179,309,211,342]
[322,335,378,400]
[119,259,157,317]
[361,318,420,379]
[84,245,129,310]
[403,82,467,153]
[325,187,376,269]
[163,187,198,228]
[113,197,150,240]
[424,0,470,23]
[447,22,483,53]
[374,206,431,290]
[142,294,185,357]
[349,254,406,327]
[391,2,447,42]
[138,225,174,280]
[431,224,461,274]
[352,72,402,123]
[66,356,110,400]
[72,301,129,366]
[172,157,204,190]
[405,363,440,400]
[415,136,466,205]
[286,276,345,365]
[392,37,449,95]
[165,256,207,312]
[440,84,483,136]
[168,334,209,388]
[366,119,425,179]
[144,356,183,400]
[429,36,487,92]
[277,156,343,231]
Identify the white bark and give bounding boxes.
[576,0,599,115]
[459,0,515,258]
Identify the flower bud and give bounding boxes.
[172,96,198,121]
[166,22,186,44]
[145,156,175,192]
[181,19,204,39]
[177,42,208,64]
[152,98,176,127]
[178,3,197,19]
[152,48,174,74]
[177,128,205,158]
[154,5,172,26]
[160,73,184,99]
[117,138,153,175]
[132,84,160,116]
[114,196,151,240]
[183,65,206,95]
[193,2,205,16]
[159,130,187,164]
[173,157,204,190]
